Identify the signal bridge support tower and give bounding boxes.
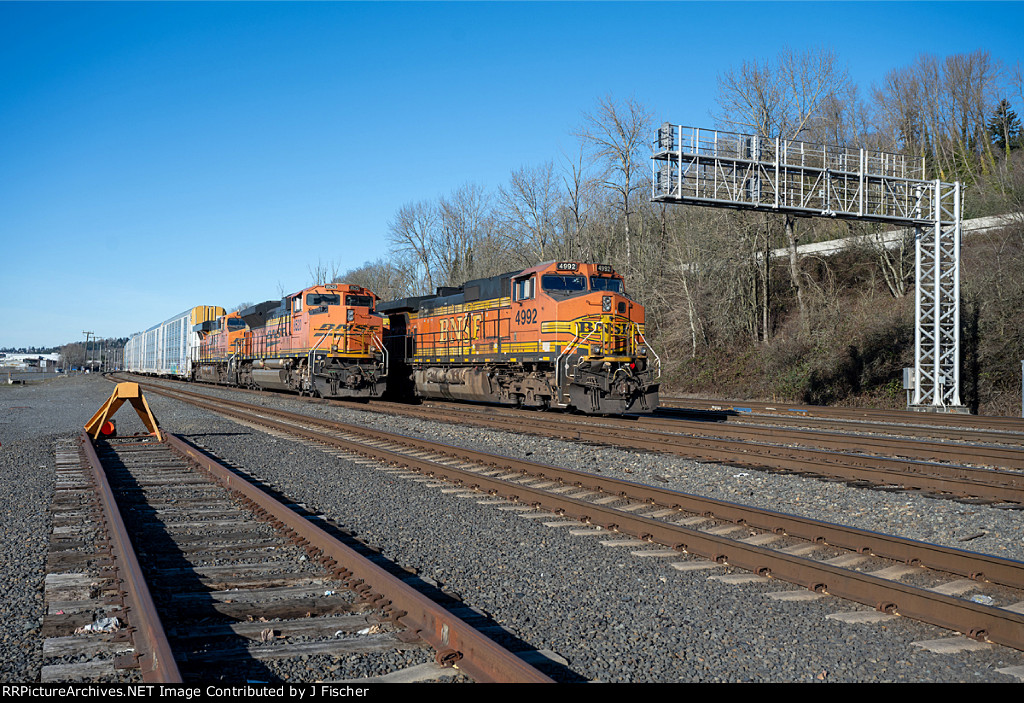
[652,124,965,412]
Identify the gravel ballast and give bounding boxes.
[3,374,1024,682]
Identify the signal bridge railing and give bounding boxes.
[652,125,954,227]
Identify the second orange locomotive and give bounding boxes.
[379,261,660,414]
[194,283,387,399]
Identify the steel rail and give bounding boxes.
[654,405,1024,447]
[164,432,553,684]
[630,415,1024,468]
[142,383,1024,591]
[138,384,1024,651]
[323,396,1024,503]
[78,431,183,682]
[408,400,1024,469]
[662,396,1024,433]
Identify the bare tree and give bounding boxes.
[58,342,85,370]
[436,183,492,285]
[807,82,871,148]
[496,161,563,266]
[559,143,597,260]
[338,258,417,300]
[308,258,340,286]
[388,200,439,294]
[871,226,915,298]
[717,57,785,137]
[578,95,653,273]
[872,62,929,159]
[717,47,852,332]
[875,51,1002,183]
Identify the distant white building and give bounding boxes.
[0,353,61,370]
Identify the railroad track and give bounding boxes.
[331,400,1024,506]
[655,404,1024,448]
[116,373,1024,506]
[661,396,1024,435]
[41,429,554,683]
[404,400,1024,493]
[128,380,1024,657]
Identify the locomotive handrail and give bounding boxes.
[372,332,389,377]
[634,326,662,379]
[554,333,585,408]
[307,330,330,386]
[417,326,473,359]
[555,324,603,398]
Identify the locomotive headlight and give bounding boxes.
[589,345,601,356]
[347,309,355,322]
[639,346,647,356]
[602,296,611,312]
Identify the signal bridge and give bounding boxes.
[652,124,965,412]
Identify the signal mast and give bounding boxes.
[652,125,965,412]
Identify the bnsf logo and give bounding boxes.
[314,324,361,335]
[576,320,630,336]
[439,316,481,342]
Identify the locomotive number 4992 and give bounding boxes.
[515,308,537,325]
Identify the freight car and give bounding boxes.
[124,305,224,378]
[194,283,387,399]
[377,261,660,414]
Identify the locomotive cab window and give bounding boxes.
[513,276,535,301]
[541,274,588,297]
[292,296,302,313]
[590,276,624,293]
[306,293,341,306]
[345,294,374,309]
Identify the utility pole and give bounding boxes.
[82,331,93,374]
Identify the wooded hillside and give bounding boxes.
[322,49,1024,416]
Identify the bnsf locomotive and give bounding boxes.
[126,284,387,399]
[379,261,659,414]
[123,262,659,414]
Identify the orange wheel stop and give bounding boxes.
[84,382,163,442]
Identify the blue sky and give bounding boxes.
[2,1,1022,348]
